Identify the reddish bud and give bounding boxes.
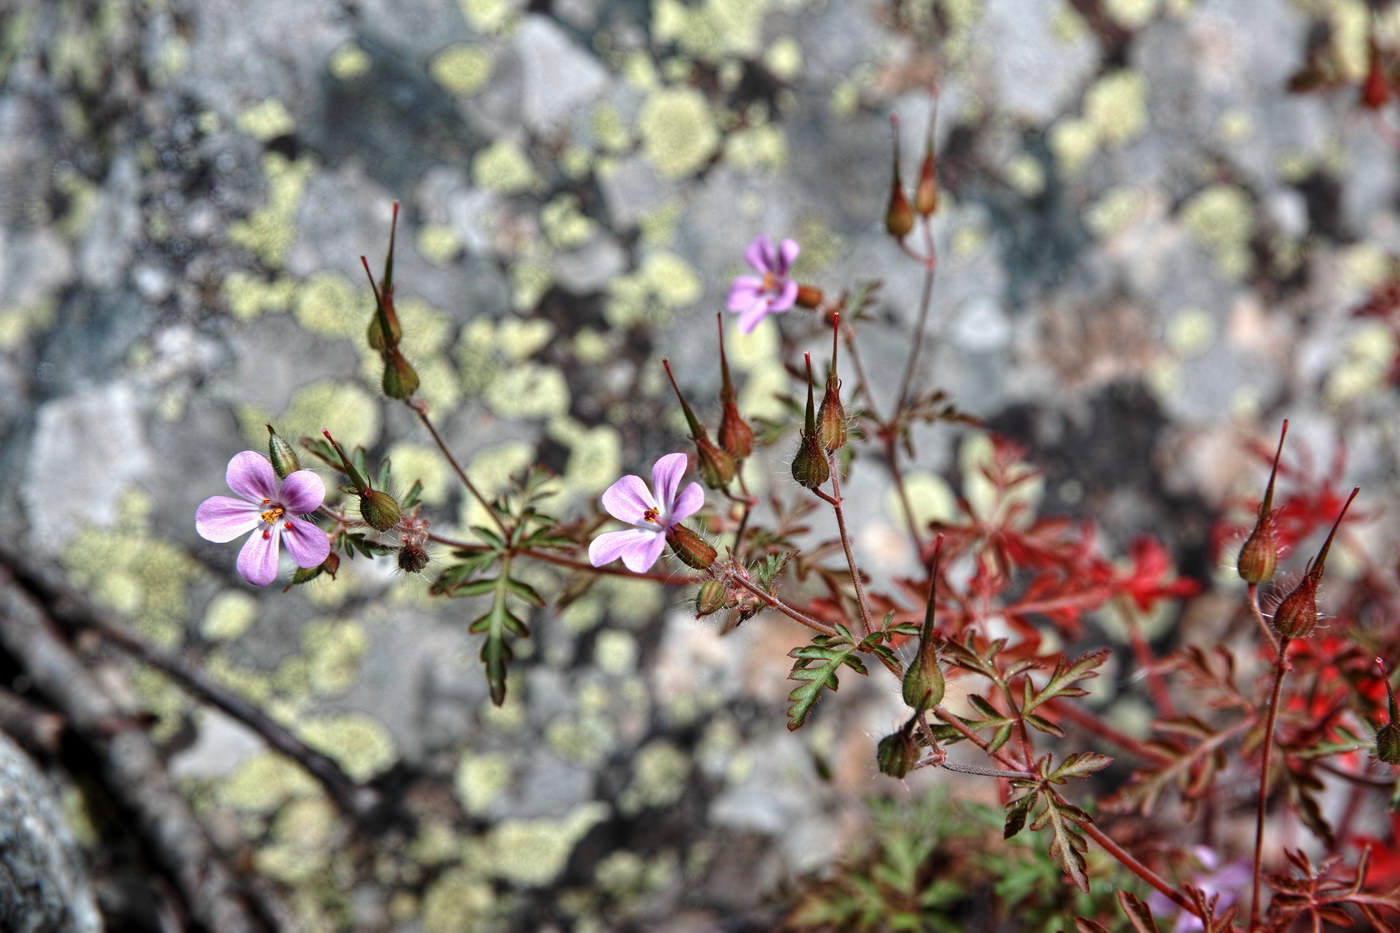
[1362,41,1390,111]
[885,115,914,240]
[795,285,824,309]
[716,315,754,461]
[902,536,945,711]
[1376,658,1400,764]
[397,539,429,573]
[665,358,734,488]
[915,85,940,216]
[1271,486,1359,639]
[1238,420,1287,584]
[816,313,847,452]
[791,354,830,488]
[667,524,717,570]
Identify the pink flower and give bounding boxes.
[727,235,799,334]
[196,451,331,586]
[589,452,704,572]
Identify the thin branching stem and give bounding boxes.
[727,574,838,638]
[815,455,876,637]
[425,533,695,585]
[894,217,939,414]
[1248,584,1283,658]
[412,403,509,538]
[1252,636,1292,931]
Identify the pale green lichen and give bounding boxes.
[302,619,368,697]
[201,590,258,641]
[618,740,690,815]
[497,318,554,361]
[328,43,371,80]
[1338,243,1394,293]
[652,0,768,61]
[1325,321,1396,405]
[222,751,318,813]
[484,362,569,419]
[223,271,296,320]
[296,714,397,783]
[548,417,621,496]
[764,34,803,80]
[1050,118,1099,177]
[386,441,450,505]
[591,100,632,152]
[1085,70,1149,146]
[724,124,789,173]
[1180,184,1255,279]
[236,99,295,141]
[458,440,535,530]
[639,197,684,246]
[256,797,336,883]
[409,820,462,867]
[228,153,313,267]
[0,298,56,350]
[1085,186,1147,237]
[471,139,539,194]
[417,224,463,265]
[541,195,596,248]
[468,804,609,887]
[884,471,955,533]
[1215,108,1253,143]
[1105,0,1157,29]
[454,752,512,816]
[431,43,494,96]
[593,630,637,677]
[294,271,362,339]
[546,714,616,767]
[251,380,380,452]
[1166,307,1215,356]
[422,867,496,933]
[204,651,275,705]
[1004,152,1045,197]
[596,575,664,625]
[458,0,517,35]
[637,86,720,179]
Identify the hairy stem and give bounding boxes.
[815,453,876,637]
[894,218,939,414]
[412,403,509,538]
[727,573,839,639]
[1247,584,1282,658]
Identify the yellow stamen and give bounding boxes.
[260,506,285,524]
[642,507,662,526]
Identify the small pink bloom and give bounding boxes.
[727,235,799,334]
[196,451,331,586]
[589,452,704,573]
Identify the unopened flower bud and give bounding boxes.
[715,314,754,461]
[1362,41,1390,111]
[1272,487,1359,640]
[903,537,945,712]
[359,488,402,531]
[381,348,419,399]
[266,424,301,479]
[876,725,919,779]
[791,353,830,488]
[667,525,716,570]
[1237,520,1278,585]
[365,203,403,351]
[795,285,824,309]
[367,302,401,350]
[696,436,736,490]
[915,87,940,216]
[817,317,846,452]
[695,580,727,616]
[397,540,429,574]
[1376,723,1400,765]
[885,115,914,240]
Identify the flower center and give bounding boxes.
[260,504,285,525]
[642,507,662,526]
[761,271,777,293]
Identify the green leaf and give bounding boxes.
[1004,792,1035,839]
[473,525,506,551]
[1023,649,1110,715]
[504,576,545,608]
[1039,799,1092,893]
[1050,752,1114,782]
[786,635,864,730]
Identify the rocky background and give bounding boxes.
[1,0,1398,930]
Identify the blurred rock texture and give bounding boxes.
[0,0,1397,929]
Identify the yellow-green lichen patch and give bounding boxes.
[962,432,1043,523]
[509,256,554,311]
[297,713,397,782]
[724,124,789,173]
[1166,307,1215,356]
[63,491,201,648]
[591,100,632,152]
[386,441,450,505]
[256,797,337,883]
[222,751,318,813]
[457,440,536,530]
[0,298,56,350]
[228,153,314,267]
[1338,243,1394,294]
[223,271,296,320]
[546,714,616,767]
[458,0,517,35]
[483,362,569,419]
[1105,0,1157,29]
[470,803,609,887]
[128,666,191,744]
[603,252,702,328]
[1180,184,1255,279]
[471,139,539,195]
[263,380,381,452]
[1325,321,1396,406]
[652,0,768,61]
[594,630,637,676]
[302,618,367,697]
[454,751,512,816]
[884,471,956,533]
[618,739,690,815]
[597,575,664,625]
[497,318,554,361]
[391,296,453,359]
[328,43,370,80]
[1004,152,1045,197]
[294,271,363,339]
[638,197,685,247]
[204,651,275,705]
[1049,117,1098,177]
[422,866,496,933]
[202,590,258,641]
[1215,107,1253,144]
[417,224,463,265]
[548,417,621,497]
[236,99,295,141]
[430,42,494,96]
[541,194,596,248]
[1085,70,1149,147]
[458,320,502,394]
[764,34,803,80]
[1085,185,1148,238]
[637,86,720,179]
[410,819,462,867]
[51,165,97,241]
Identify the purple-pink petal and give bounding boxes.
[776,238,799,273]
[727,276,764,311]
[589,528,655,568]
[226,451,278,504]
[744,236,772,273]
[281,518,330,569]
[670,481,705,525]
[737,297,773,334]
[280,470,326,514]
[772,278,799,313]
[600,474,655,524]
[620,531,667,573]
[236,527,281,586]
[651,453,689,516]
[196,496,264,543]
